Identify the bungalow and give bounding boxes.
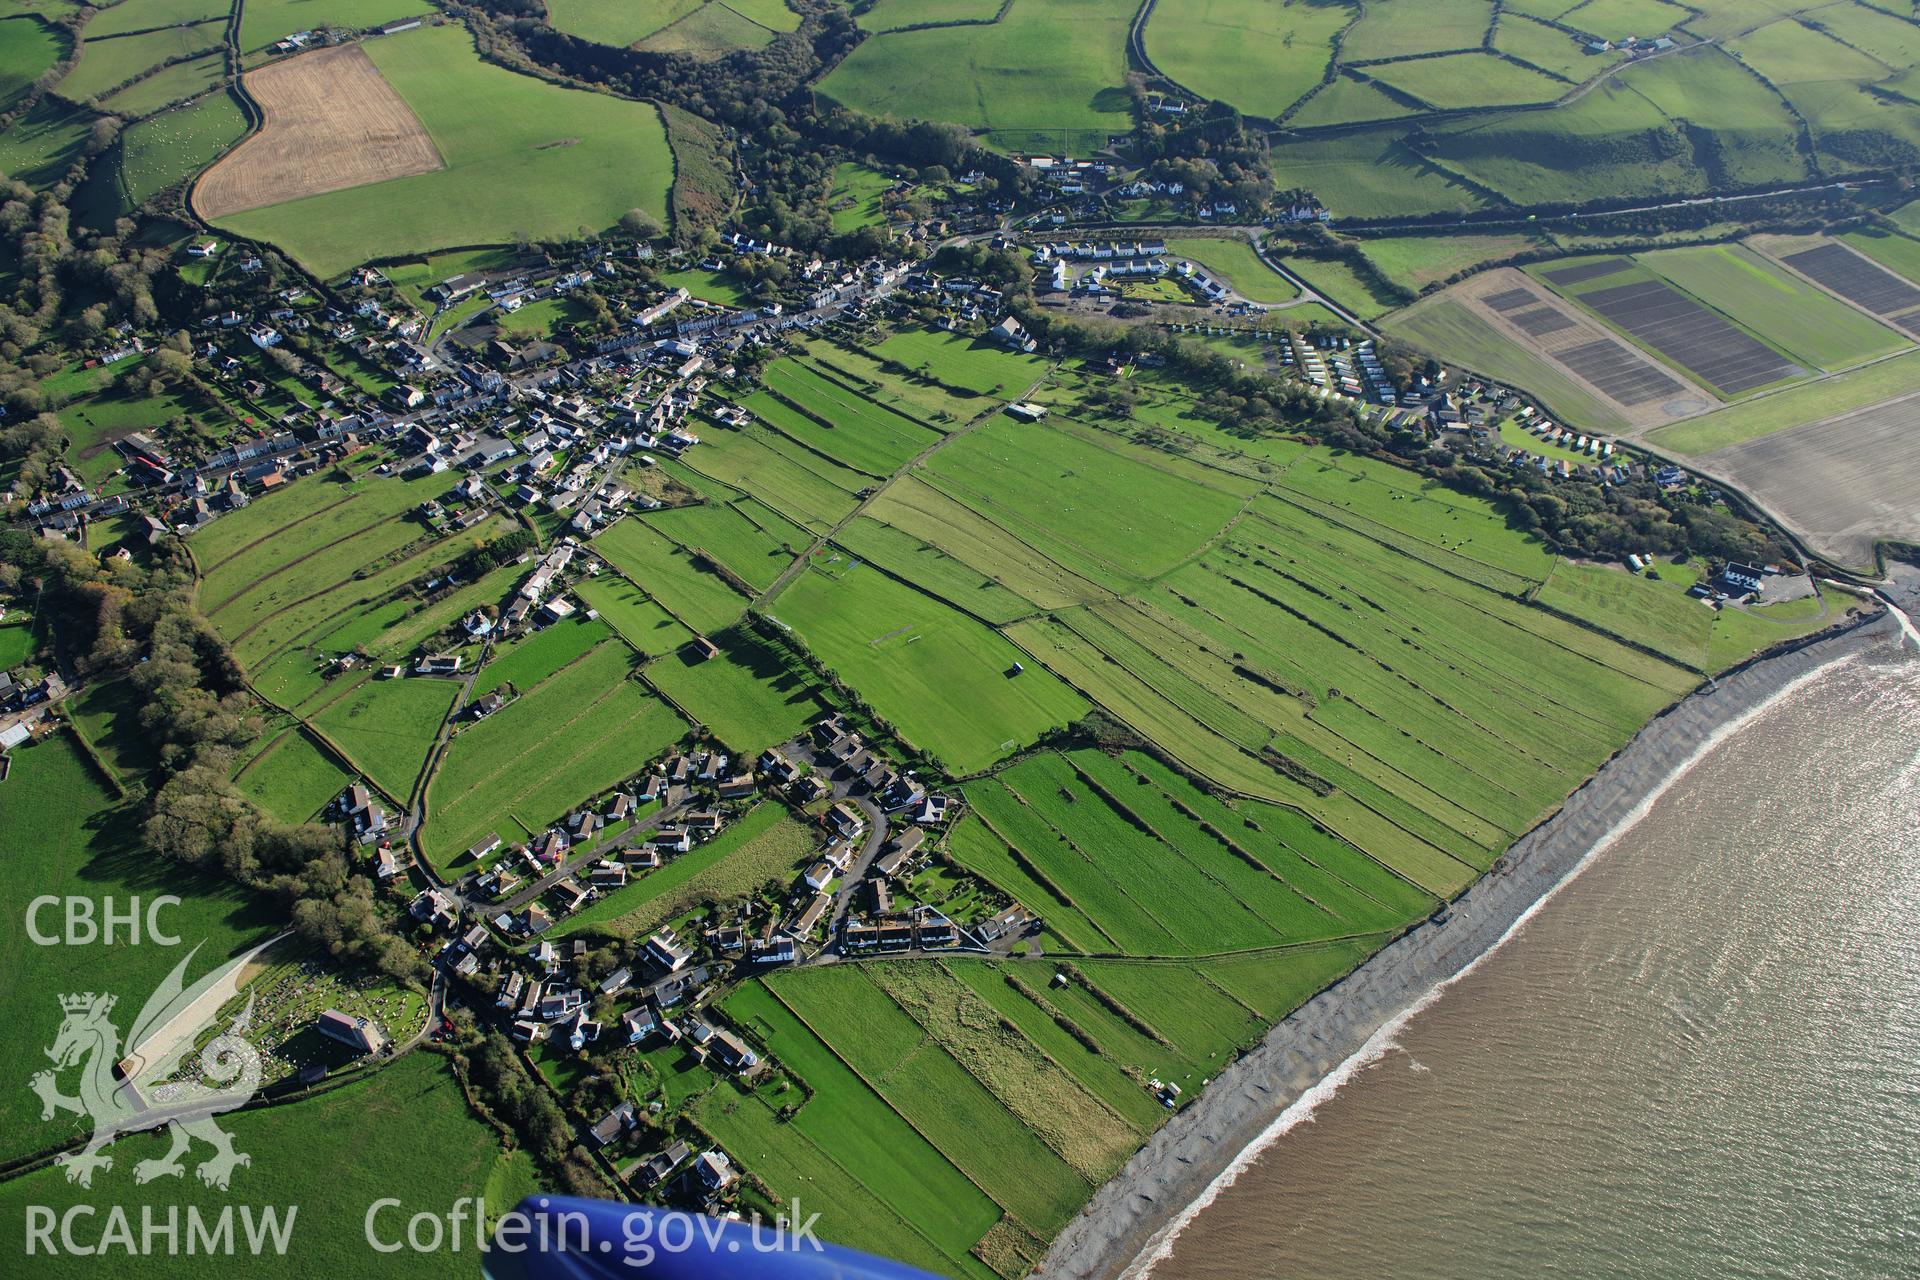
[552,880,590,914]
[637,1141,691,1188]
[599,966,633,996]
[803,859,836,891]
[587,1101,636,1148]
[683,810,722,836]
[697,1024,758,1073]
[650,827,691,855]
[315,1010,387,1056]
[792,892,831,937]
[717,772,756,800]
[589,861,628,889]
[826,802,865,840]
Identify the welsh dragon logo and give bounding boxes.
[30,943,267,1190]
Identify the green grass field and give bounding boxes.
[1357,233,1542,290]
[0,1054,521,1277]
[233,725,354,823]
[676,418,864,533]
[705,980,1005,1279]
[57,20,221,101]
[1267,124,1490,219]
[1143,0,1346,120]
[871,326,1049,399]
[0,97,103,185]
[475,615,612,698]
[827,160,891,232]
[542,0,702,46]
[0,732,279,1165]
[636,1,783,56]
[766,965,1093,1235]
[1494,12,1626,79]
[772,557,1087,773]
[116,89,247,203]
[213,24,672,278]
[1278,252,1404,319]
[1561,0,1690,39]
[557,800,814,937]
[644,625,826,754]
[645,495,809,591]
[67,675,159,784]
[572,572,693,657]
[858,0,1002,31]
[917,413,1248,594]
[423,640,686,868]
[309,673,455,801]
[1535,559,1830,669]
[99,48,223,116]
[0,14,62,108]
[592,515,752,634]
[1343,0,1491,61]
[1165,236,1300,304]
[1647,349,1920,454]
[85,0,227,37]
[1367,51,1568,109]
[818,0,1136,154]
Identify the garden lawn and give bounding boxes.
[1164,236,1300,304]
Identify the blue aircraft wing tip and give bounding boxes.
[483,1195,950,1280]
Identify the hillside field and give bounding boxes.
[210,24,672,277]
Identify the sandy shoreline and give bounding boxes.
[1037,608,1900,1280]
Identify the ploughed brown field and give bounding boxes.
[193,44,443,218]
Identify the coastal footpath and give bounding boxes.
[1040,606,1902,1280]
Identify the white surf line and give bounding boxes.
[1878,593,1920,650]
[1123,647,1860,1280]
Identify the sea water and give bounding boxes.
[1148,641,1920,1280]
